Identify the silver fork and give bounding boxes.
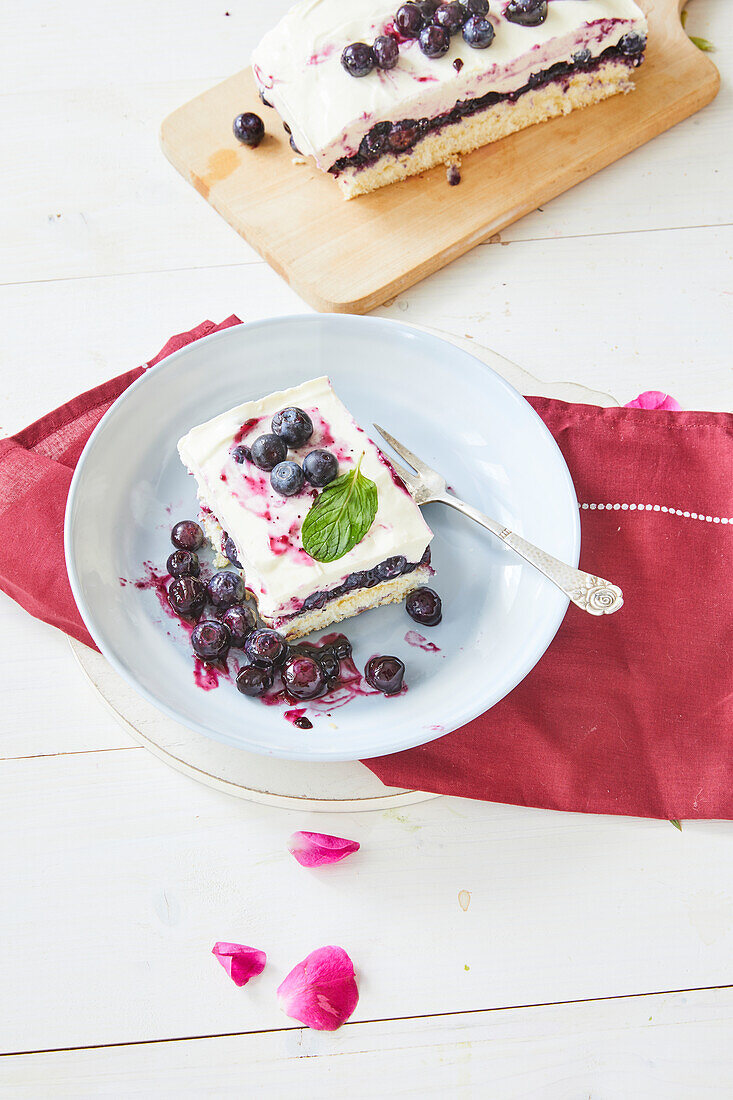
[374,424,623,616]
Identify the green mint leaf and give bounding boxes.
[301,455,378,563]
[670,819,683,831]
[689,35,714,52]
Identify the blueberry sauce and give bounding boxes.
[273,552,429,624]
[285,709,313,729]
[233,416,264,446]
[193,658,230,691]
[307,42,337,65]
[268,523,313,564]
[129,562,173,616]
[405,629,441,653]
[375,449,412,496]
[330,41,645,176]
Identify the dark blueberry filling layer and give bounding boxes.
[280,546,432,623]
[329,40,644,175]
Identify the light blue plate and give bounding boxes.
[65,316,579,761]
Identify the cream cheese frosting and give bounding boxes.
[251,0,647,170]
[177,377,433,621]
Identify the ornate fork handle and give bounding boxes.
[439,495,624,616]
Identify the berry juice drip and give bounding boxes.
[405,630,441,653]
[193,658,231,691]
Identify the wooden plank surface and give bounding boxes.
[160,0,719,312]
[3,988,733,1098]
[2,745,733,1052]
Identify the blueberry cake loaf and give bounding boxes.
[252,0,647,199]
[177,377,434,641]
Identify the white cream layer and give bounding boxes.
[251,0,647,170]
[177,377,433,621]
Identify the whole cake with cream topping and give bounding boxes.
[252,0,647,198]
[178,377,434,640]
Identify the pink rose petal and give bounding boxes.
[212,942,266,987]
[625,390,682,411]
[277,946,359,1031]
[287,831,360,868]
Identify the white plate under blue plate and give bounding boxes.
[65,316,579,762]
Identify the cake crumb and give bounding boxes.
[291,156,308,166]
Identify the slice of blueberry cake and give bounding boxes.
[252,0,647,199]
[177,377,434,641]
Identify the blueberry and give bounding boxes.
[303,590,328,611]
[318,648,340,683]
[302,449,338,487]
[206,570,245,609]
[417,0,440,16]
[191,620,231,661]
[618,32,645,55]
[289,135,302,154]
[572,47,592,65]
[420,545,432,566]
[389,119,420,151]
[250,433,288,471]
[359,121,392,159]
[373,34,399,70]
[406,586,442,626]
[270,461,305,497]
[434,2,468,35]
[447,165,461,186]
[365,655,405,695]
[377,555,407,581]
[236,665,273,697]
[258,89,273,108]
[331,636,352,660]
[364,568,381,588]
[168,576,206,619]
[166,549,200,578]
[395,3,424,38]
[231,445,250,464]
[419,23,450,57]
[224,537,242,568]
[462,14,495,46]
[504,0,547,27]
[171,520,204,552]
[271,406,313,447]
[221,604,256,647]
[343,571,366,590]
[244,627,287,668]
[465,0,488,12]
[282,655,328,700]
[233,112,265,147]
[341,42,376,78]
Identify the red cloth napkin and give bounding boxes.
[365,400,733,820]
[0,318,240,648]
[1,319,731,819]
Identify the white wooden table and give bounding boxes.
[1,1,731,1094]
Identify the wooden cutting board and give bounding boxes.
[160,0,718,314]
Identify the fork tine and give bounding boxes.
[373,423,432,475]
[382,454,416,489]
